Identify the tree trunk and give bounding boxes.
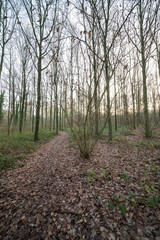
[34,53,41,141]
[19,76,24,133]
[139,0,150,138]
[105,62,112,141]
[114,73,117,131]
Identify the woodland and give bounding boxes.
[0,0,160,239]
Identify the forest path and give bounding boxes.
[0,132,94,239]
[0,131,160,239]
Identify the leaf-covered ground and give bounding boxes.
[0,131,160,240]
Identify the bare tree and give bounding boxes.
[125,0,160,137]
[12,0,59,140]
[0,0,16,84]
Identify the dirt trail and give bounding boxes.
[0,132,89,239]
[0,132,160,239]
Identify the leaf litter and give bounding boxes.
[0,131,160,239]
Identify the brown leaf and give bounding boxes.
[124,65,128,70]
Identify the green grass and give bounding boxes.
[101,126,134,141]
[65,128,77,146]
[0,129,56,171]
[65,128,74,139]
[114,126,134,136]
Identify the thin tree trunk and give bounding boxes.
[50,85,52,131]
[139,0,150,138]
[19,65,26,133]
[114,72,117,131]
[34,52,42,141]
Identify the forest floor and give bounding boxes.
[0,129,160,240]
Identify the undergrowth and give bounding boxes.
[100,126,134,142]
[65,128,76,146]
[115,126,134,136]
[0,129,56,172]
[88,167,160,216]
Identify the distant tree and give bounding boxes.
[0,91,5,123]
[13,0,59,140]
[0,0,16,84]
[18,38,30,133]
[125,0,160,137]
